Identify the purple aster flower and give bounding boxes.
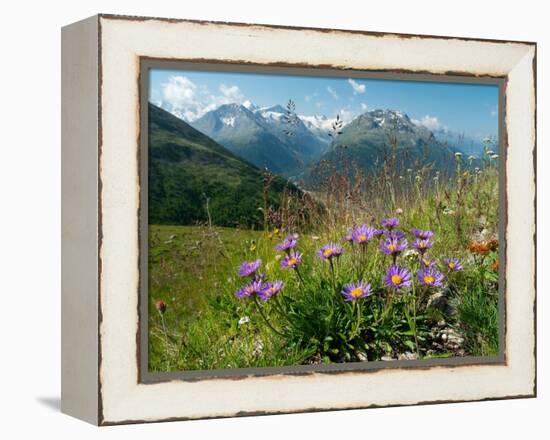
[379,237,408,256]
[344,228,354,242]
[417,267,445,288]
[351,224,377,245]
[280,251,303,270]
[420,256,436,269]
[443,258,463,272]
[238,259,262,277]
[383,230,406,240]
[383,266,412,290]
[411,229,434,240]
[235,279,264,299]
[413,238,433,255]
[317,243,344,260]
[381,217,400,230]
[341,281,372,302]
[275,234,298,252]
[259,280,284,302]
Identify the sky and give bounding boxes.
[149,68,499,140]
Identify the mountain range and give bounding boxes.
[191,103,328,175]
[148,103,300,227]
[189,103,468,184]
[301,109,461,184]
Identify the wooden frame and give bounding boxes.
[61,14,536,425]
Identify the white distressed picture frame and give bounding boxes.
[61,14,536,425]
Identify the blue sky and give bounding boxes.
[149,68,499,140]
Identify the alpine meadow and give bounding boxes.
[147,69,501,373]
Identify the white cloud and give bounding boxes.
[161,76,198,120]
[338,107,357,124]
[157,75,246,122]
[327,86,339,100]
[220,84,244,102]
[490,105,498,116]
[360,103,368,111]
[347,78,366,94]
[412,115,443,131]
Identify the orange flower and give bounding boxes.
[468,239,498,255]
[491,260,500,273]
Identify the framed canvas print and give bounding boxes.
[61,14,537,425]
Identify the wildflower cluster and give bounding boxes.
[234,259,285,302]
[228,217,473,363]
[235,219,463,308]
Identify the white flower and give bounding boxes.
[490,154,499,160]
[403,249,419,259]
[468,155,476,161]
[486,150,494,155]
[238,316,250,326]
[454,152,462,157]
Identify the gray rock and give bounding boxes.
[398,352,418,361]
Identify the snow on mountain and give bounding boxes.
[192,103,327,174]
[298,114,335,144]
[242,100,258,111]
[221,116,236,127]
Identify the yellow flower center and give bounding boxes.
[424,275,435,284]
[448,262,455,269]
[391,274,402,285]
[359,234,366,242]
[351,287,363,298]
[323,248,333,257]
[287,258,296,266]
[388,244,397,252]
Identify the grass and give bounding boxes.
[149,151,501,373]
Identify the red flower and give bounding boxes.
[155,300,167,314]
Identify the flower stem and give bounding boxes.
[379,289,394,323]
[411,284,420,357]
[158,312,171,369]
[253,295,285,337]
[350,301,362,340]
[294,266,305,285]
[329,259,337,293]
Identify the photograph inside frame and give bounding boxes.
[143,64,503,374]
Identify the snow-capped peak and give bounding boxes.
[299,114,334,131]
[242,100,257,111]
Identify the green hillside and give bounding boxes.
[148,103,298,228]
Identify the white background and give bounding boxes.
[0,0,546,437]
